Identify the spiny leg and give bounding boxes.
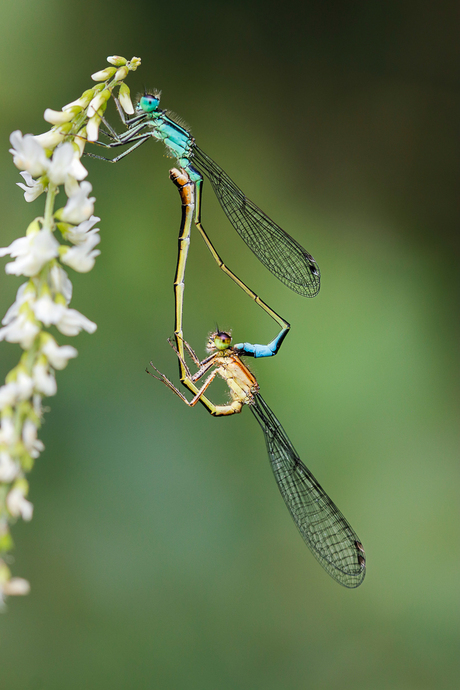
[166,337,194,379]
[84,115,153,161]
[166,338,216,383]
[181,338,201,366]
[95,112,126,144]
[113,96,149,129]
[112,97,146,128]
[146,361,220,407]
[85,133,152,163]
[147,358,244,417]
[99,95,151,141]
[96,120,151,146]
[167,337,201,371]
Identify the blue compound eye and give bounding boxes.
[139,94,160,113]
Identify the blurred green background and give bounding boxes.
[0,1,458,688]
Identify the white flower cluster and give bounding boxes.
[0,55,141,607]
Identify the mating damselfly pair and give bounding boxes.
[90,87,366,588]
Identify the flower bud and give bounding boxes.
[44,109,75,125]
[118,83,134,114]
[107,55,127,66]
[62,89,94,111]
[114,66,129,82]
[86,114,102,142]
[128,57,141,71]
[87,89,111,118]
[25,220,41,236]
[91,66,117,82]
[74,128,87,156]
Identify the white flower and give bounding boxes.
[60,181,95,224]
[16,372,35,400]
[0,228,59,277]
[63,175,80,199]
[43,109,75,125]
[49,265,72,303]
[2,577,30,596]
[0,452,19,483]
[32,293,63,325]
[62,216,100,245]
[32,362,57,397]
[6,487,33,521]
[69,156,88,182]
[86,115,101,142]
[16,171,46,202]
[41,336,77,369]
[0,416,16,446]
[32,296,96,336]
[61,231,100,272]
[2,283,35,326]
[59,215,101,273]
[54,307,97,336]
[22,419,45,458]
[0,311,40,349]
[34,129,65,150]
[9,131,49,178]
[48,143,87,185]
[0,374,34,409]
[0,383,19,408]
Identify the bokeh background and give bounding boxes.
[0,1,458,688]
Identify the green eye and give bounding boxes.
[214,331,232,350]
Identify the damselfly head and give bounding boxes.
[208,330,232,352]
[137,90,161,113]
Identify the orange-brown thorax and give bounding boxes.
[213,351,259,403]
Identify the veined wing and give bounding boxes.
[192,145,320,298]
[250,394,365,587]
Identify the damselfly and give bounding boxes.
[88,90,320,298]
[147,328,366,588]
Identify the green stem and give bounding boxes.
[43,183,57,229]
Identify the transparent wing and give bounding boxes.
[250,394,366,587]
[192,146,320,297]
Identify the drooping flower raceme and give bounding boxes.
[0,55,141,607]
